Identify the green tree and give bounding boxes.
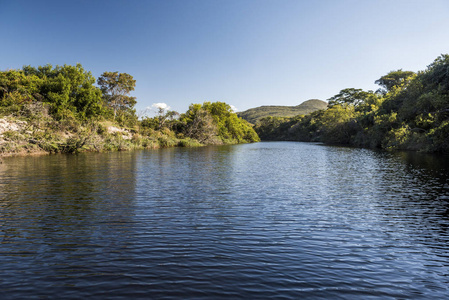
[375,69,415,94]
[327,88,373,108]
[0,69,43,109]
[420,54,449,94]
[180,101,259,144]
[97,71,137,120]
[202,101,259,143]
[181,103,219,144]
[21,64,103,120]
[255,116,297,141]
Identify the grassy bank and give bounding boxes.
[0,102,258,157]
[0,108,203,157]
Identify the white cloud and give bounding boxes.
[230,105,238,112]
[151,103,171,111]
[151,103,170,110]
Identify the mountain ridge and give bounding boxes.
[237,99,327,124]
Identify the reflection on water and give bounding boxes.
[1,143,449,299]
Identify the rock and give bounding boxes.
[0,118,27,134]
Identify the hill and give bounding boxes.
[237,99,328,124]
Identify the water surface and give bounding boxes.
[1,142,449,299]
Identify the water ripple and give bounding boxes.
[1,143,449,298]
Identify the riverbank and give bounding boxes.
[0,115,212,158]
[0,109,259,158]
[0,65,259,158]
[253,55,449,154]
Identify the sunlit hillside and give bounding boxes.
[237,99,327,124]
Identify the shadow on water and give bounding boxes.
[0,152,139,297]
[388,151,449,240]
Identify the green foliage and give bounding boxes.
[180,101,260,144]
[140,116,160,130]
[254,116,299,141]
[318,105,358,144]
[1,64,258,157]
[97,71,137,123]
[203,101,259,143]
[142,109,181,131]
[180,103,220,144]
[2,130,23,142]
[22,64,104,120]
[0,64,109,121]
[177,138,202,147]
[375,69,415,94]
[420,54,449,92]
[0,70,43,115]
[254,54,449,153]
[327,88,375,108]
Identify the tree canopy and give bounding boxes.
[1,64,104,120]
[374,69,415,94]
[179,101,260,144]
[254,54,449,153]
[327,88,375,108]
[97,71,137,120]
[1,64,259,156]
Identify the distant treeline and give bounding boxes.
[0,64,258,155]
[255,54,449,153]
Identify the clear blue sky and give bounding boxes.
[1,0,449,114]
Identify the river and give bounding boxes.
[1,142,449,299]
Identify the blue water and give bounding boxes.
[1,142,449,299]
